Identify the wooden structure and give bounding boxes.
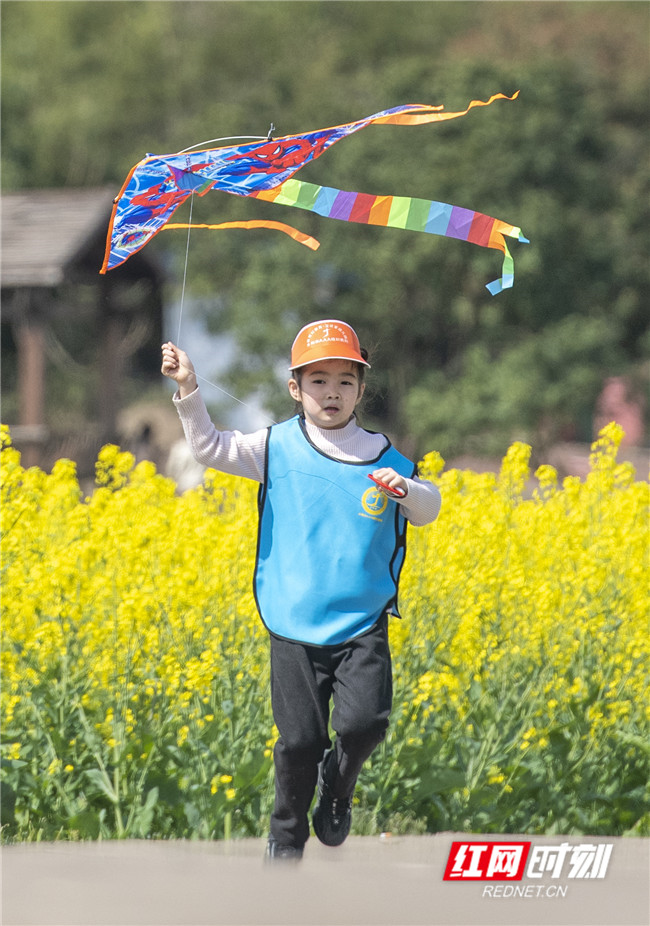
[1,188,165,470]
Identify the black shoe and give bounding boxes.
[312,756,352,847]
[265,836,303,862]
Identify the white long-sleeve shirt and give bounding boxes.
[173,388,441,526]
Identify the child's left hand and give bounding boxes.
[370,468,408,498]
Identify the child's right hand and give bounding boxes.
[161,342,197,396]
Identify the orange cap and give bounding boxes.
[290,319,370,370]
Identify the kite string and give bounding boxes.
[188,366,278,424]
[173,191,278,425]
[176,192,194,345]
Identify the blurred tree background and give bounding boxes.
[2,0,648,463]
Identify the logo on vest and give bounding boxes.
[360,486,388,521]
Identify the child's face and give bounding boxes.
[288,359,365,430]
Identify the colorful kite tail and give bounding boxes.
[251,179,529,294]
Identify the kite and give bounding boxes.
[101,92,528,293]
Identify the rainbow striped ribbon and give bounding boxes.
[252,179,528,294]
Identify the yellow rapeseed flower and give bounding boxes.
[1,422,647,838]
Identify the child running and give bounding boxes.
[161,319,441,860]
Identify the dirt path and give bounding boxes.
[2,833,648,926]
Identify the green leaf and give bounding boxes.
[84,768,117,803]
[68,810,101,839]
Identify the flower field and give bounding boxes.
[1,422,648,842]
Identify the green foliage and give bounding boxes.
[1,2,648,455]
[406,314,625,458]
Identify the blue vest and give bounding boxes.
[254,416,416,646]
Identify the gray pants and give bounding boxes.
[269,615,393,849]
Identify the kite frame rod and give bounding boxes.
[179,135,268,153]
